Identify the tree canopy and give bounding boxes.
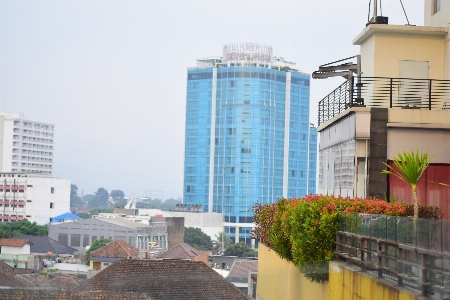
[89,206,114,215]
[89,188,109,208]
[212,231,232,251]
[184,227,213,250]
[0,219,48,238]
[85,238,112,265]
[70,184,83,207]
[110,190,126,205]
[136,198,181,211]
[225,242,257,257]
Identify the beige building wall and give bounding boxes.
[256,244,328,300]
[329,261,422,300]
[425,0,450,79]
[387,109,450,163]
[355,25,447,79]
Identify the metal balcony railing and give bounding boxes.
[336,212,450,298]
[318,77,450,125]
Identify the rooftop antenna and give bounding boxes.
[399,0,411,25]
[366,0,388,26]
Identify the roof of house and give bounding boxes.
[0,260,14,274]
[48,217,147,231]
[0,270,36,288]
[227,260,258,282]
[0,238,32,247]
[19,273,50,285]
[97,217,148,229]
[89,240,139,259]
[77,259,252,300]
[0,290,149,299]
[39,275,80,290]
[157,243,205,260]
[12,235,77,255]
[50,212,83,222]
[0,260,33,275]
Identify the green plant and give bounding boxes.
[39,271,47,276]
[252,195,442,283]
[50,268,58,272]
[225,242,257,257]
[212,231,232,251]
[184,227,213,250]
[382,151,433,218]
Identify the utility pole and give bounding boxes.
[221,168,225,253]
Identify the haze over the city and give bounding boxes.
[0,0,424,198]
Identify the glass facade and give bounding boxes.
[184,66,317,243]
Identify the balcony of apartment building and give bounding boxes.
[314,16,450,205]
[318,76,450,126]
[316,75,450,212]
[0,200,26,210]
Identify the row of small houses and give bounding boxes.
[0,235,258,299]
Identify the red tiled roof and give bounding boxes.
[19,274,49,284]
[90,240,139,259]
[77,259,252,300]
[0,238,31,247]
[158,243,205,260]
[0,290,148,299]
[0,270,36,288]
[39,275,80,290]
[227,260,258,280]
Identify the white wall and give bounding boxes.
[0,118,14,172]
[25,177,70,225]
[424,0,450,79]
[0,174,70,225]
[1,244,29,255]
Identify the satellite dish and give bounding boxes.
[148,242,159,247]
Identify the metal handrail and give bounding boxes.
[318,77,450,125]
[336,213,450,297]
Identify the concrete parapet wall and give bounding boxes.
[256,244,328,300]
[329,261,424,300]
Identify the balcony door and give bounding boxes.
[398,60,429,108]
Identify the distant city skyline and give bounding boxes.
[0,0,425,198]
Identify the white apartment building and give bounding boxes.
[0,173,70,225]
[0,112,55,175]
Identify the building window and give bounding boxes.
[50,202,54,209]
[71,234,81,247]
[51,187,54,194]
[434,0,441,13]
[58,233,69,246]
[227,128,236,135]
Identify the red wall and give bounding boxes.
[388,163,450,220]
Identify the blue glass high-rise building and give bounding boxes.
[183,43,317,246]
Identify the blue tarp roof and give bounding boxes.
[51,212,83,222]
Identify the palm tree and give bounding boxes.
[212,231,232,252]
[381,150,433,218]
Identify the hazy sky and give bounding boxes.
[0,0,424,199]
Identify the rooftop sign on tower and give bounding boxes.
[222,43,273,64]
